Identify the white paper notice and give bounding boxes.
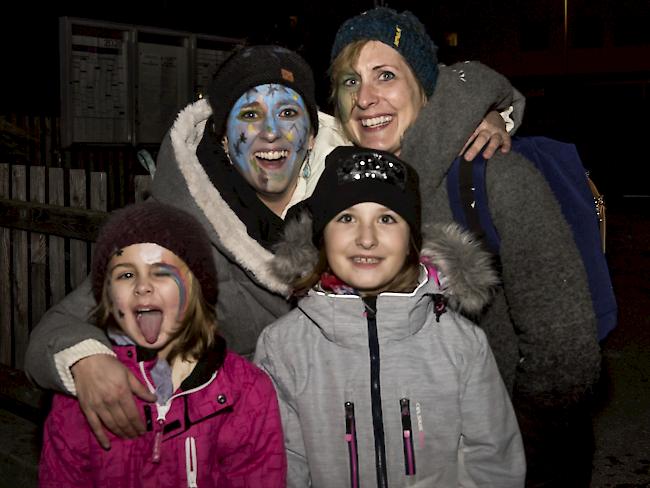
[195,48,231,99]
[70,34,129,143]
[137,42,189,144]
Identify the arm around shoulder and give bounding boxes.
[26,276,111,393]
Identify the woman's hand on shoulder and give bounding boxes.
[71,354,157,449]
[461,110,512,161]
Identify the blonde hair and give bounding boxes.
[329,39,427,141]
[93,268,217,364]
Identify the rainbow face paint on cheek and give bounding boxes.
[155,263,189,319]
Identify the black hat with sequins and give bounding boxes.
[307,145,421,244]
[91,202,218,304]
[330,7,439,97]
[207,45,319,138]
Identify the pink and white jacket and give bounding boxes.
[39,337,286,487]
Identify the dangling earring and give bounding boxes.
[222,137,233,165]
[302,149,312,179]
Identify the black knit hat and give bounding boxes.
[330,7,439,97]
[307,146,421,245]
[91,202,218,304]
[207,45,319,138]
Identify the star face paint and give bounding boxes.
[106,243,190,354]
[226,83,311,198]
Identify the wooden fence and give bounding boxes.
[2,113,155,210]
[0,113,158,370]
[0,165,152,370]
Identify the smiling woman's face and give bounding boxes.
[335,41,425,156]
[225,83,312,199]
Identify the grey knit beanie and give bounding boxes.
[330,7,439,97]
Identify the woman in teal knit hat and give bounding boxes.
[324,7,601,487]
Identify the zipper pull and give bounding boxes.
[400,398,416,476]
[152,402,171,463]
[345,402,359,488]
[152,421,164,463]
[432,294,448,322]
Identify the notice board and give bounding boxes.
[60,17,243,146]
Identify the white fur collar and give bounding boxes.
[168,99,290,296]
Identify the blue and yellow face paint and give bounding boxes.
[225,83,311,197]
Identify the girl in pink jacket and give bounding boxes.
[39,201,286,487]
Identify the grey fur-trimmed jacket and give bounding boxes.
[255,223,525,488]
[401,61,601,406]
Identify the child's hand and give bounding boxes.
[71,355,157,450]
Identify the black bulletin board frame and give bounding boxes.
[60,17,243,147]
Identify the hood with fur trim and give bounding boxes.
[150,99,289,295]
[151,100,352,297]
[271,211,498,315]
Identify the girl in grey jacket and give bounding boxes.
[255,146,525,488]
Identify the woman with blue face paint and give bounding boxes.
[26,44,520,449]
[224,83,313,215]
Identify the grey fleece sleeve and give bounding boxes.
[460,326,526,486]
[488,153,601,403]
[25,276,111,392]
[402,61,523,191]
[438,61,523,153]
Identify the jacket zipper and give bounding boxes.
[138,361,216,467]
[152,402,171,463]
[364,297,388,488]
[345,401,359,488]
[400,398,416,476]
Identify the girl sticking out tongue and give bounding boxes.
[39,202,286,487]
[107,243,188,350]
